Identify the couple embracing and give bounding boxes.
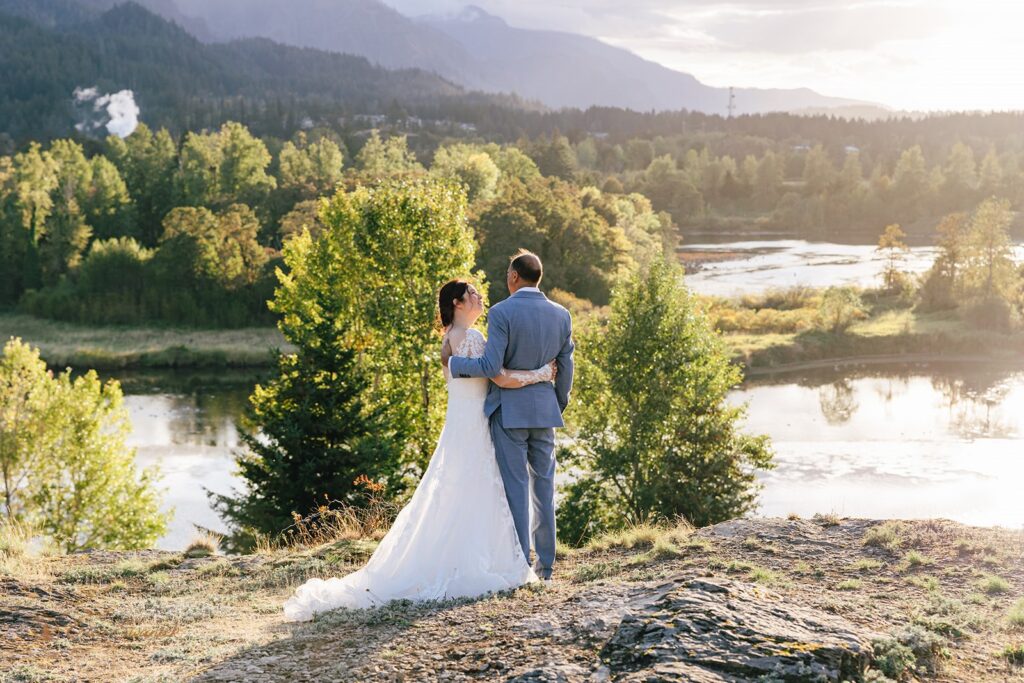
[284,250,574,622]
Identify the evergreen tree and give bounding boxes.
[211,319,403,541]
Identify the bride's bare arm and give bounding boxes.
[490,361,558,389]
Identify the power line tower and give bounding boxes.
[727,86,736,119]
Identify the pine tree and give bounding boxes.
[211,319,404,543]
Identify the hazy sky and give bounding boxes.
[385,0,1024,112]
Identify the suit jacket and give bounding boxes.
[449,290,574,429]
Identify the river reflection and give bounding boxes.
[735,362,1024,528]
[110,362,1024,550]
[109,372,263,550]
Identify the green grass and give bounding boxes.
[570,560,623,583]
[903,550,934,569]
[1007,599,1024,629]
[908,575,940,591]
[0,313,288,369]
[863,522,903,550]
[837,579,862,591]
[1003,644,1024,666]
[851,558,884,572]
[979,574,1011,595]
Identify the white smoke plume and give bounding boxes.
[72,86,141,138]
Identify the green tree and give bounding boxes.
[918,212,969,311]
[535,135,577,181]
[84,155,133,240]
[892,145,931,220]
[31,369,167,552]
[159,204,267,289]
[1,339,167,550]
[278,132,345,195]
[474,177,631,306]
[559,262,773,544]
[431,144,501,203]
[211,318,403,542]
[802,145,835,195]
[962,197,1015,300]
[754,150,783,209]
[355,130,423,176]
[877,223,910,291]
[0,339,53,521]
[942,142,978,208]
[275,177,476,467]
[817,286,865,333]
[178,122,276,208]
[106,124,178,245]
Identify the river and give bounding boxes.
[114,359,1024,550]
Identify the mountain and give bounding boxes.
[0,2,466,142]
[121,0,873,114]
[420,6,872,115]
[169,0,481,85]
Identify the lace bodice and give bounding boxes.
[454,328,486,359]
[447,328,554,385]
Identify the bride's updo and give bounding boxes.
[438,280,470,330]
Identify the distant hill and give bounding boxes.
[137,0,874,115]
[0,1,466,141]
[420,6,873,115]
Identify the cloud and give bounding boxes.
[701,2,949,54]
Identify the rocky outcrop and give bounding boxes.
[601,578,878,682]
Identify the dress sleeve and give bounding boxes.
[499,363,554,385]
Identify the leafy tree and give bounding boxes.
[942,142,978,208]
[178,122,276,208]
[877,223,910,292]
[559,262,773,544]
[474,177,631,306]
[431,144,501,203]
[0,339,53,521]
[818,286,865,333]
[624,138,655,170]
[31,369,167,552]
[962,197,1015,300]
[918,212,969,311]
[802,145,835,195]
[84,155,133,240]
[275,177,476,467]
[892,146,931,220]
[1,339,167,550]
[489,146,540,185]
[535,135,577,181]
[355,130,423,176]
[159,204,267,289]
[106,124,178,245]
[754,150,783,209]
[278,131,345,195]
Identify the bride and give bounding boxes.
[283,280,555,622]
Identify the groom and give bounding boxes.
[444,250,574,580]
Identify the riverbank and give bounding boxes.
[722,302,1024,373]
[0,313,290,369]
[2,517,1021,681]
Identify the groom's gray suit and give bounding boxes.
[448,288,574,578]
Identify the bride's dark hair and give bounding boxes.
[438,280,470,330]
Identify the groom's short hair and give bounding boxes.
[509,249,542,284]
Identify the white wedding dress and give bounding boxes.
[283,329,541,622]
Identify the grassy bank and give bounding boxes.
[0,313,291,370]
[2,517,1021,681]
[713,294,1024,373]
